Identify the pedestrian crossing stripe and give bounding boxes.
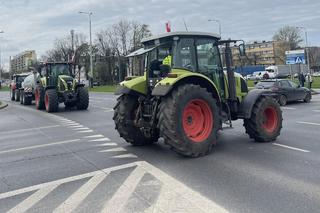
[0,161,228,213]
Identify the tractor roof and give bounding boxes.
[13,73,30,77]
[141,31,221,44]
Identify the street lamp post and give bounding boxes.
[296,27,310,72]
[79,11,93,87]
[0,30,4,81]
[208,19,221,37]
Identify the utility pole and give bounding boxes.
[79,11,93,87]
[208,19,221,37]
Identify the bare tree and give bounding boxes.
[273,26,303,50]
[308,47,320,68]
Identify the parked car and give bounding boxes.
[254,79,312,106]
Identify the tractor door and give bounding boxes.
[195,38,225,98]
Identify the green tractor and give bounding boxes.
[35,62,89,112]
[113,32,282,157]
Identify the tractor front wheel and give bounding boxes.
[157,84,220,157]
[76,87,89,110]
[244,96,282,142]
[113,95,159,146]
[35,87,45,110]
[45,89,58,112]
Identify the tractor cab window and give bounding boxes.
[173,38,196,71]
[50,64,70,77]
[147,44,172,78]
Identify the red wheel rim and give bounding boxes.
[262,107,278,133]
[45,93,49,111]
[35,89,39,107]
[182,99,213,142]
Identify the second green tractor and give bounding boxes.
[35,62,89,112]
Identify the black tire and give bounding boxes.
[113,95,159,146]
[10,89,15,101]
[15,89,20,102]
[24,96,32,105]
[157,84,220,157]
[278,94,287,106]
[20,91,24,105]
[244,96,282,142]
[35,86,45,110]
[45,89,59,112]
[303,92,311,103]
[76,87,89,110]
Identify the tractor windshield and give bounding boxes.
[50,64,71,77]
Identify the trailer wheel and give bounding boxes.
[45,89,58,112]
[157,84,220,157]
[244,96,282,142]
[113,95,159,146]
[35,87,45,110]
[76,87,89,110]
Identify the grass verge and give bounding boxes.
[88,85,118,93]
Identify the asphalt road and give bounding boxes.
[0,91,320,213]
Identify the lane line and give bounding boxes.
[0,125,60,135]
[0,162,138,200]
[112,154,138,159]
[0,139,80,154]
[83,135,104,138]
[7,184,58,213]
[67,125,84,128]
[99,147,126,152]
[53,172,108,213]
[89,138,110,142]
[312,110,320,112]
[94,143,118,147]
[78,130,93,133]
[272,143,310,153]
[297,121,320,126]
[101,167,146,212]
[281,107,296,110]
[73,127,90,131]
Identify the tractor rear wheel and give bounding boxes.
[35,87,45,110]
[76,87,89,110]
[157,84,220,157]
[15,90,20,102]
[244,96,282,142]
[113,95,159,146]
[45,89,58,112]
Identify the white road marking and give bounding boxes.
[73,127,90,131]
[0,125,60,135]
[53,172,108,213]
[99,147,126,152]
[7,184,58,213]
[281,107,296,110]
[89,138,110,142]
[0,139,81,154]
[272,143,310,153]
[0,162,138,200]
[101,167,146,212]
[78,130,94,133]
[67,125,84,128]
[64,123,81,126]
[297,121,320,126]
[91,106,113,111]
[112,154,138,159]
[83,134,104,138]
[312,110,320,112]
[94,143,118,147]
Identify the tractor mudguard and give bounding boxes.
[151,71,221,103]
[115,76,147,96]
[238,89,279,119]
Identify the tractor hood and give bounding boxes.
[58,75,75,91]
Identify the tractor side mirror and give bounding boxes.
[239,44,246,57]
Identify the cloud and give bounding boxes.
[0,0,319,70]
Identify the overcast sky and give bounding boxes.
[0,0,319,70]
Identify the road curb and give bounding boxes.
[0,101,8,110]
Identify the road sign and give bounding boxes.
[286,49,306,65]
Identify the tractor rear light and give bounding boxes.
[167,73,178,78]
